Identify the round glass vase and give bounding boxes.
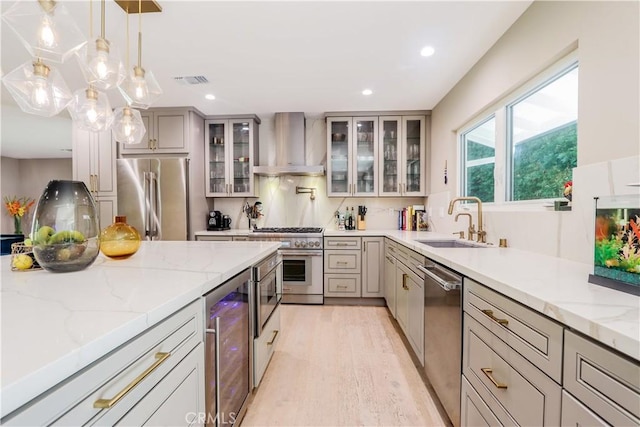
[31,180,100,273]
[100,215,141,259]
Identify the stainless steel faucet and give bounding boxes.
[448,197,486,243]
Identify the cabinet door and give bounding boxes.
[154,110,188,153]
[95,130,116,195]
[379,116,402,196]
[96,196,117,231]
[362,237,383,297]
[384,251,396,317]
[205,120,230,196]
[352,117,378,196]
[407,270,424,365]
[72,125,94,193]
[401,116,426,196]
[229,120,254,196]
[327,118,352,196]
[396,263,409,333]
[120,111,152,152]
[561,390,608,427]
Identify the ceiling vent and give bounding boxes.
[173,75,209,85]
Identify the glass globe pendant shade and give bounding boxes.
[68,86,114,132]
[112,106,146,145]
[118,66,162,109]
[1,0,86,63]
[76,38,126,90]
[2,59,72,117]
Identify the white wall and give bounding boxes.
[0,157,72,235]
[428,1,639,263]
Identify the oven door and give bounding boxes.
[280,249,323,294]
[256,265,281,337]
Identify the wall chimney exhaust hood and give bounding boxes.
[253,112,325,176]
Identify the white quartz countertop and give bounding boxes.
[0,240,280,417]
[325,229,640,362]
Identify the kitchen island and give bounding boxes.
[0,240,280,420]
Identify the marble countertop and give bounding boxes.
[325,229,640,362]
[0,240,280,418]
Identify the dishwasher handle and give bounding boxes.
[416,264,461,292]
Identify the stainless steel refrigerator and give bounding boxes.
[116,158,190,241]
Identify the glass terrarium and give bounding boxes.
[588,194,640,295]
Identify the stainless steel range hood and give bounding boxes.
[253,112,325,176]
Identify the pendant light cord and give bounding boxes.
[137,0,142,68]
[89,0,93,39]
[100,0,105,40]
[125,5,130,71]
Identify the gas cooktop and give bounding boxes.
[253,227,323,234]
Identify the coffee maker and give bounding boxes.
[207,211,223,230]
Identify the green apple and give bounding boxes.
[49,230,85,244]
[23,238,33,247]
[35,226,55,244]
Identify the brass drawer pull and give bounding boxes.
[481,309,509,326]
[402,273,409,290]
[336,243,349,246]
[481,368,508,389]
[336,261,348,265]
[267,330,279,346]
[94,352,171,409]
[336,285,348,289]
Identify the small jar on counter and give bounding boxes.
[100,216,141,259]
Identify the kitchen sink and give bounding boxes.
[415,239,487,248]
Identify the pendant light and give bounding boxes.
[76,0,125,90]
[112,106,146,145]
[2,0,86,63]
[118,0,162,109]
[2,58,72,117]
[68,0,113,132]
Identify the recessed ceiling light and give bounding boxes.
[362,89,373,96]
[205,94,215,100]
[420,46,435,57]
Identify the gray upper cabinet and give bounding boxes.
[119,108,191,154]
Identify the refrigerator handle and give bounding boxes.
[143,172,151,239]
[150,172,159,239]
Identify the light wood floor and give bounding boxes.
[241,305,447,427]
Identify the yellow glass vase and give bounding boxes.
[100,216,141,259]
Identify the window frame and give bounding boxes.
[457,51,579,207]
[459,114,497,202]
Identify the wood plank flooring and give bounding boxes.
[242,305,447,427]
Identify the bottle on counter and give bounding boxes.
[100,215,141,259]
[346,207,354,230]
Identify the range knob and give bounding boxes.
[294,241,301,248]
[301,241,308,248]
[314,241,321,247]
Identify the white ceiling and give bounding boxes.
[1,0,532,159]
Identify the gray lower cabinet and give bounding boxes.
[461,377,505,427]
[195,235,248,242]
[395,257,424,365]
[563,330,640,426]
[324,236,383,298]
[384,242,397,317]
[561,390,608,426]
[362,237,384,297]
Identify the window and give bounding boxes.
[508,65,578,201]
[458,55,578,204]
[461,117,495,202]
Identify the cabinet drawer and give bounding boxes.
[196,235,233,241]
[3,301,203,426]
[464,278,563,383]
[561,390,608,426]
[461,377,508,427]
[324,250,361,273]
[324,274,360,297]
[563,330,640,426]
[463,313,561,426]
[254,304,281,388]
[324,236,361,250]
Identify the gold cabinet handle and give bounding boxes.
[481,368,508,389]
[267,330,279,346]
[336,261,348,265]
[336,285,348,289]
[481,309,509,326]
[402,273,408,290]
[93,352,171,409]
[336,243,349,246]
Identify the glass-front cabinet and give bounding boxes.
[327,117,378,197]
[205,116,260,197]
[379,115,426,197]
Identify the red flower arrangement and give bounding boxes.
[563,181,573,201]
[3,196,35,235]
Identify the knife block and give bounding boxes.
[357,217,366,230]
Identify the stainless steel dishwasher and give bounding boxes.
[417,260,463,427]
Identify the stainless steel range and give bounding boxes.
[249,227,323,304]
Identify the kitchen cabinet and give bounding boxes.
[395,257,424,365]
[362,237,384,298]
[254,304,281,388]
[324,236,361,298]
[384,239,397,317]
[326,117,378,197]
[378,115,427,196]
[563,330,640,426]
[2,300,204,426]
[205,116,260,197]
[195,235,248,241]
[119,108,191,154]
[72,124,117,230]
